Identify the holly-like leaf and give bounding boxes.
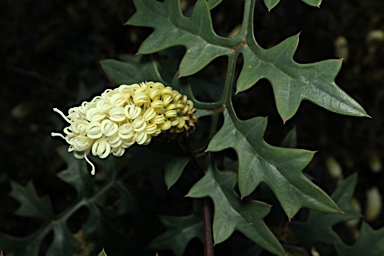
[0,230,47,256]
[98,249,108,256]
[207,0,222,9]
[46,222,80,256]
[237,0,367,121]
[263,0,280,10]
[334,222,384,255]
[187,164,284,256]
[127,0,239,77]
[100,56,164,85]
[114,182,140,215]
[264,0,321,10]
[302,0,321,7]
[290,174,361,247]
[207,107,339,219]
[9,181,54,222]
[149,204,204,256]
[56,146,93,197]
[281,127,297,148]
[129,147,190,189]
[128,0,366,121]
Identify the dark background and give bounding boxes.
[0,0,383,254]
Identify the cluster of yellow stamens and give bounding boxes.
[51,81,197,174]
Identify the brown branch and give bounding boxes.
[184,138,214,256]
[203,197,214,256]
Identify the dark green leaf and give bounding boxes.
[334,222,384,255]
[98,249,108,256]
[187,164,284,256]
[290,174,361,247]
[207,0,222,9]
[128,0,366,121]
[264,0,321,10]
[115,182,140,215]
[46,222,80,256]
[263,0,280,10]
[127,0,239,76]
[9,181,54,221]
[129,147,189,189]
[0,229,47,256]
[84,203,104,239]
[237,31,367,121]
[164,158,190,189]
[56,146,93,197]
[100,56,164,85]
[302,0,321,7]
[281,127,297,148]
[149,203,204,256]
[207,108,339,219]
[195,109,214,119]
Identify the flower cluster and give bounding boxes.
[52,81,197,174]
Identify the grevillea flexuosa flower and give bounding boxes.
[51,81,197,175]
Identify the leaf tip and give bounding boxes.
[310,150,318,155]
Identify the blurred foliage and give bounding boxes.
[0,0,384,255]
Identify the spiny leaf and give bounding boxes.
[207,0,222,9]
[9,181,54,221]
[115,182,140,215]
[128,0,366,121]
[100,56,164,85]
[127,0,239,77]
[187,164,284,256]
[263,0,280,10]
[56,146,93,197]
[207,107,339,219]
[149,203,204,256]
[46,222,80,256]
[281,127,297,148]
[290,174,361,247]
[334,222,384,255]
[302,0,321,7]
[237,5,367,121]
[129,147,190,189]
[0,230,47,256]
[98,249,108,256]
[264,0,321,10]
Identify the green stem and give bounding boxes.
[206,52,238,141]
[186,52,239,256]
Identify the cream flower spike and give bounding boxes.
[52,82,198,175]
